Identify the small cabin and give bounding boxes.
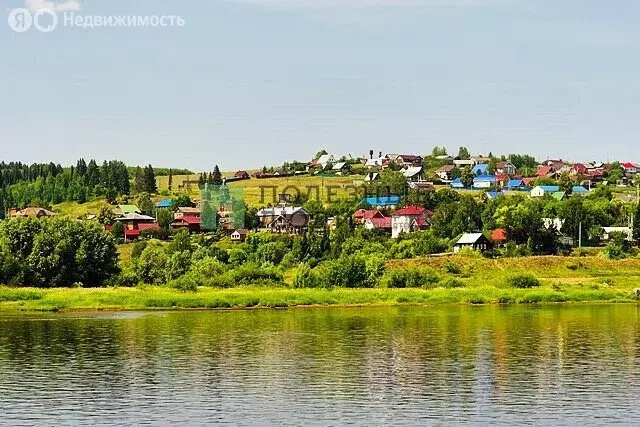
[453,233,493,253]
[231,229,248,243]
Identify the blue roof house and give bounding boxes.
[361,195,400,208]
[472,164,490,176]
[572,186,589,195]
[473,175,498,189]
[155,199,173,208]
[451,178,465,189]
[506,179,524,190]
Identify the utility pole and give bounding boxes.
[579,221,582,248]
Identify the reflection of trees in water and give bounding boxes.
[0,306,639,408]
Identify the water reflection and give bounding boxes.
[0,305,639,425]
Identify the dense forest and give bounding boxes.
[0,160,193,218]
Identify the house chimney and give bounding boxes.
[379,151,383,159]
[369,149,374,159]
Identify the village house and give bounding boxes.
[364,172,380,182]
[256,206,311,234]
[364,217,392,233]
[391,205,432,238]
[451,178,465,189]
[471,164,489,176]
[536,165,557,179]
[571,186,589,195]
[352,209,386,224]
[309,154,338,170]
[453,159,476,168]
[505,179,525,190]
[495,161,516,176]
[365,156,385,168]
[570,163,588,176]
[491,229,508,247]
[231,229,249,242]
[331,162,350,175]
[113,213,157,242]
[171,216,201,233]
[408,181,436,191]
[473,175,498,189]
[531,185,560,197]
[386,154,423,167]
[10,207,55,218]
[453,233,493,253]
[155,200,173,209]
[174,206,201,219]
[602,227,633,242]
[435,164,456,181]
[361,196,400,209]
[402,166,423,182]
[621,162,638,174]
[114,205,141,216]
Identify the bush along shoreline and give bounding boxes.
[3,217,640,311]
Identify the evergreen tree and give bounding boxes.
[143,164,157,193]
[212,165,223,185]
[134,167,144,193]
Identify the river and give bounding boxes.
[1,305,639,425]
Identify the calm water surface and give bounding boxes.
[1,305,640,425]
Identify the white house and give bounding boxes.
[402,166,423,182]
[603,227,633,241]
[531,185,560,197]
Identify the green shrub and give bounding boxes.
[292,264,323,289]
[227,262,283,286]
[444,261,461,275]
[381,267,440,289]
[441,278,465,288]
[168,275,198,292]
[507,274,540,289]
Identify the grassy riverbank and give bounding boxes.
[2,255,640,312]
[0,284,637,312]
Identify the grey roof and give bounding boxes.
[114,213,155,221]
[455,233,486,245]
[257,207,310,217]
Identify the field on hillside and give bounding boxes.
[52,200,107,218]
[159,173,365,207]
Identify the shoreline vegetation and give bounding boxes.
[2,255,640,312]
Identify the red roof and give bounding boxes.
[415,217,430,227]
[138,223,160,231]
[522,178,536,186]
[491,228,507,241]
[572,163,588,174]
[496,173,508,181]
[174,216,201,225]
[394,205,429,216]
[621,162,637,170]
[368,217,392,229]
[353,209,385,220]
[124,229,140,237]
[588,169,604,177]
[536,166,555,177]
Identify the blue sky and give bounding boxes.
[2,0,639,171]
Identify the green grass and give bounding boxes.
[52,200,108,218]
[158,173,364,207]
[0,282,637,312]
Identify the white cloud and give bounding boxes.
[25,0,81,12]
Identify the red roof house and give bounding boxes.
[352,209,386,223]
[364,217,392,231]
